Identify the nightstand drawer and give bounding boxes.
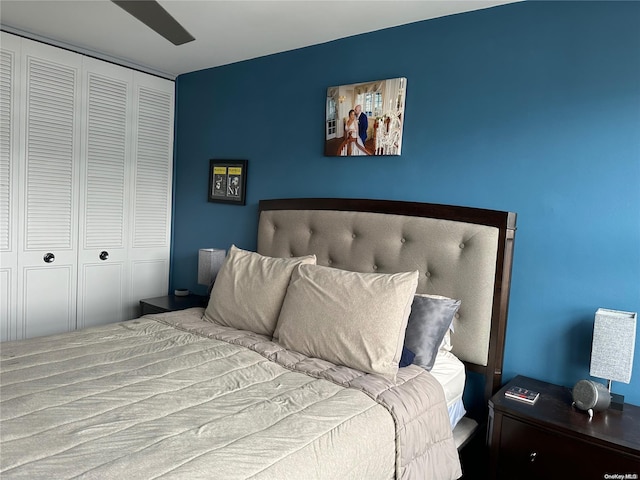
[140,295,208,316]
[498,414,639,480]
[140,303,170,315]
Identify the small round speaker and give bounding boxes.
[572,379,611,418]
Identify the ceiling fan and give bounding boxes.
[111,0,195,46]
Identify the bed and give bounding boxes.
[0,198,516,479]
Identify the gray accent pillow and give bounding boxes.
[404,294,461,371]
[203,245,316,336]
[275,264,419,379]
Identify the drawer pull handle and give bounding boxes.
[99,251,109,261]
[43,253,55,263]
[529,452,537,463]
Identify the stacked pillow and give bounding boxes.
[203,245,316,336]
[275,264,418,378]
[204,245,460,379]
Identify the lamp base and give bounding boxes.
[610,392,625,411]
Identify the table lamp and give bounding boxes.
[589,308,637,411]
[198,248,226,295]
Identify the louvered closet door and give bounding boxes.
[77,59,132,328]
[0,33,22,341]
[16,41,82,339]
[127,73,174,320]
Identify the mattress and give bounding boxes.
[1,309,461,480]
[430,349,467,429]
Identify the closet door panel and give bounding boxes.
[127,74,174,318]
[22,265,75,338]
[0,33,21,341]
[17,40,81,338]
[130,258,169,316]
[0,269,13,341]
[80,262,125,327]
[77,59,132,327]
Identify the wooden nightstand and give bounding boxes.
[488,375,640,480]
[139,294,208,316]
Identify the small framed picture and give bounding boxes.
[208,159,248,205]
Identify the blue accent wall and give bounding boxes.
[173,1,640,405]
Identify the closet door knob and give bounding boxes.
[99,251,109,261]
[43,253,55,263]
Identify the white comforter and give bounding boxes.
[0,309,461,479]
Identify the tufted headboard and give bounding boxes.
[257,198,516,409]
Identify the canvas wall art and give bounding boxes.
[324,77,407,157]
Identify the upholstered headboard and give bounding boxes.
[257,198,516,408]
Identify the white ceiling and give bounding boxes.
[1,0,518,79]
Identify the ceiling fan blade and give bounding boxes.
[112,0,195,46]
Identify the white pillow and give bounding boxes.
[441,330,454,352]
[203,245,316,336]
[275,264,419,378]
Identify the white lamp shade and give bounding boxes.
[590,308,637,384]
[198,248,226,287]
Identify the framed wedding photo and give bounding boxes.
[324,77,407,157]
[208,159,248,205]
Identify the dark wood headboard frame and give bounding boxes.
[258,197,517,408]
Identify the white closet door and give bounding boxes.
[0,33,22,341]
[16,40,82,339]
[77,59,132,328]
[127,73,174,319]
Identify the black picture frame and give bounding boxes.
[207,159,248,205]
